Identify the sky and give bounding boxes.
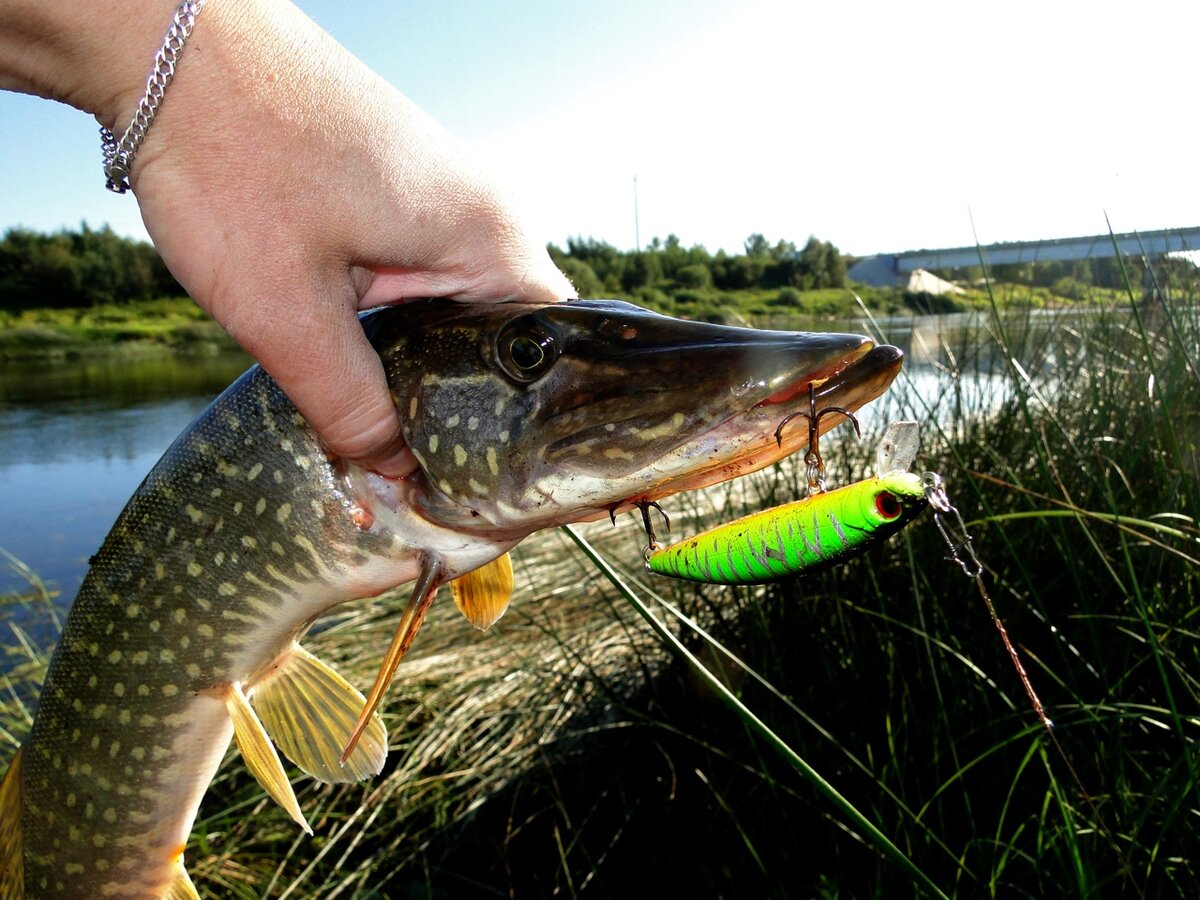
[1,0,1197,258]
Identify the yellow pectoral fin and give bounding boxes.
[0,747,23,899]
[224,683,312,834]
[450,553,515,632]
[251,643,388,784]
[165,856,200,900]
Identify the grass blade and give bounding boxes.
[561,523,951,900]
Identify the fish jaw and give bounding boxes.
[638,342,906,499]
[547,342,904,524]
[366,299,902,535]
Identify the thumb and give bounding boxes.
[237,302,417,478]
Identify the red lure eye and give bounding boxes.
[875,491,901,519]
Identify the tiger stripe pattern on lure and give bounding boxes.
[646,472,929,585]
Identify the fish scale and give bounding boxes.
[20,366,376,896]
[1,298,904,897]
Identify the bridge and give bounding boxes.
[847,226,1200,287]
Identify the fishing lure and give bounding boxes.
[644,418,927,584]
[646,470,929,584]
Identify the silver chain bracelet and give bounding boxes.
[100,0,206,194]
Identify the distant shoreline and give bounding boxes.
[0,296,236,361]
[0,284,1134,361]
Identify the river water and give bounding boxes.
[0,309,1057,642]
[0,350,252,639]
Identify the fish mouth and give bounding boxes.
[755,342,902,418]
[752,341,876,408]
[635,342,904,503]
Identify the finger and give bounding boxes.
[355,250,575,308]
[237,303,417,478]
[359,261,573,308]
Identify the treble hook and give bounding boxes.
[774,383,861,495]
[635,499,671,555]
[610,498,672,559]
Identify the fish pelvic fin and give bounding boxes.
[450,553,515,632]
[250,643,387,784]
[342,555,444,764]
[0,747,22,898]
[224,682,313,834]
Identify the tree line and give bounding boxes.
[3,223,1193,312]
[2,224,850,311]
[548,233,846,302]
[0,224,180,310]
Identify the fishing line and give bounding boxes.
[923,473,1141,896]
[922,473,1051,730]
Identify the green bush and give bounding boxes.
[672,289,713,308]
[904,290,963,314]
[770,286,803,308]
[633,286,671,313]
[1051,276,1089,300]
[558,257,603,298]
[675,263,712,290]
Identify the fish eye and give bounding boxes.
[510,336,547,370]
[875,491,902,519]
[497,318,559,382]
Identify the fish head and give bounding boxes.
[370,299,902,534]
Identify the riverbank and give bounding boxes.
[652,279,1133,323]
[0,282,1135,361]
[0,297,234,360]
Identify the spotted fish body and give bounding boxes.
[646,472,929,584]
[1,299,903,897]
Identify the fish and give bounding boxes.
[0,298,903,898]
[644,471,929,584]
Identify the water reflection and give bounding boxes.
[0,351,252,613]
[0,351,251,409]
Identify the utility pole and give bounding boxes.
[633,175,641,252]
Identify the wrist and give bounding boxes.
[125,0,363,190]
[0,0,183,127]
[101,1,207,192]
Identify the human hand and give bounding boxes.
[0,0,573,476]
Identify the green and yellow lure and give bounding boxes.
[646,471,929,585]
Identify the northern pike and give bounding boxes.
[0,298,902,898]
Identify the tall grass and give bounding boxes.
[2,281,1198,897]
